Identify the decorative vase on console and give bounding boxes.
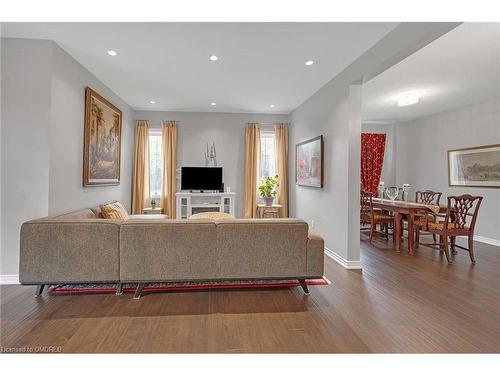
[150,199,156,209]
[378,181,385,199]
[402,184,411,201]
[258,175,278,206]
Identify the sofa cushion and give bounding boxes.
[89,206,103,218]
[215,218,309,278]
[119,219,217,281]
[128,214,169,220]
[100,202,129,219]
[20,219,121,283]
[55,209,97,220]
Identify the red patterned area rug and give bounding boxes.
[49,277,331,295]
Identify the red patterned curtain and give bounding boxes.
[361,133,386,196]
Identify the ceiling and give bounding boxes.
[2,22,397,113]
[362,22,500,123]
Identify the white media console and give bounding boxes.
[175,192,236,219]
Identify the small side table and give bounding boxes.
[142,207,163,215]
[257,204,283,218]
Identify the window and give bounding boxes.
[149,129,162,198]
[259,129,277,183]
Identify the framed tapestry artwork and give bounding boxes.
[448,144,500,188]
[296,135,324,188]
[83,87,122,186]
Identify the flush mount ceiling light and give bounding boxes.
[305,60,314,66]
[149,100,156,104]
[269,104,276,108]
[211,102,217,106]
[397,92,420,107]
[107,50,118,56]
[209,55,218,61]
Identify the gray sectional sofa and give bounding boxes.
[20,208,325,298]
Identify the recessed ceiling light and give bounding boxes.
[397,92,420,107]
[211,102,217,106]
[149,100,156,104]
[305,60,314,66]
[209,55,218,61]
[269,104,276,108]
[107,50,118,56]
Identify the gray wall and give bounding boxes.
[361,122,396,186]
[134,111,288,218]
[395,97,500,242]
[48,40,134,215]
[1,38,52,276]
[1,38,134,276]
[287,23,456,265]
[288,82,362,264]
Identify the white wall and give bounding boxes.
[361,122,396,186]
[1,38,134,276]
[134,111,288,218]
[395,97,500,242]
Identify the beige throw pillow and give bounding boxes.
[100,202,129,220]
[189,212,234,220]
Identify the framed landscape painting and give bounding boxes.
[448,144,500,188]
[296,135,324,188]
[83,87,122,186]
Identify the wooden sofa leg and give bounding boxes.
[116,282,123,295]
[133,283,145,299]
[35,284,45,296]
[298,279,310,295]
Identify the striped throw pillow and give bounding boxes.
[99,202,129,220]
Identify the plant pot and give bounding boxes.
[264,197,274,206]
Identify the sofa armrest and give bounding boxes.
[306,233,324,276]
[20,219,122,284]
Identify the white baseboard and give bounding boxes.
[455,235,500,248]
[324,247,362,270]
[0,274,20,285]
[474,235,500,247]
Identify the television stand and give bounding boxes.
[175,192,236,219]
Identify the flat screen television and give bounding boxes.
[181,167,223,191]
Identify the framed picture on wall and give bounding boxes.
[83,87,122,186]
[448,144,500,188]
[296,135,324,188]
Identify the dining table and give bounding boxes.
[371,197,442,254]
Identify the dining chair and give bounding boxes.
[414,194,483,263]
[414,190,443,243]
[415,190,442,205]
[360,191,395,242]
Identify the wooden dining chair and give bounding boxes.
[414,194,483,263]
[360,191,395,242]
[415,190,442,205]
[414,190,443,243]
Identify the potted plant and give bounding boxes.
[150,198,157,209]
[258,175,278,206]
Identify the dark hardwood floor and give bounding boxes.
[2,235,500,353]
